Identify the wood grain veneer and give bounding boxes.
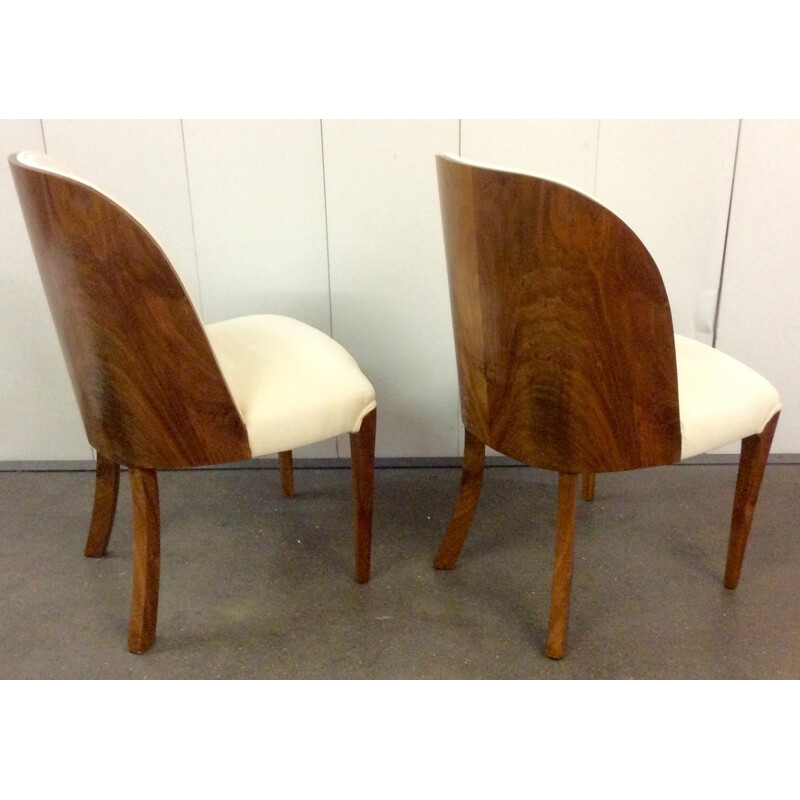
[350,409,377,584]
[128,467,160,654]
[545,473,578,659]
[437,155,681,475]
[434,427,486,570]
[84,453,120,557]
[9,154,251,470]
[725,411,780,589]
[279,450,295,498]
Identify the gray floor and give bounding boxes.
[0,462,798,679]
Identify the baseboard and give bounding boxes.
[0,453,798,472]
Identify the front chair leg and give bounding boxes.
[84,454,120,557]
[350,409,376,584]
[128,467,160,654]
[724,411,780,589]
[278,450,294,498]
[546,473,578,659]
[434,428,486,569]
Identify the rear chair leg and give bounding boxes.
[434,428,486,569]
[350,409,376,584]
[581,472,595,501]
[725,411,780,589]
[278,450,294,498]
[128,467,160,654]
[84,454,120,557]
[546,473,578,659]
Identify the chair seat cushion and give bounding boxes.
[676,335,780,460]
[205,315,376,457]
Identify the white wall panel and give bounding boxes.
[715,120,800,454]
[595,120,739,343]
[2,119,798,462]
[324,120,460,457]
[461,119,599,192]
[41,120,202,309]
[183,120,334,459]
[183,120,330,330]
[0,120,91,459]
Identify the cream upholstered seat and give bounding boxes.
[676,335,781,460]
[206,315,376,456]
[9,149,377,655]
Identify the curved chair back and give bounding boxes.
[436,154,682,473]
[9,151,250,468]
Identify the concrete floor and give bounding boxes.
[0,463,798,679]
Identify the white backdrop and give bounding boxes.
[1,119,796,460]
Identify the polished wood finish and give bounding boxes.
[436,155,681,475]
[581,472,595,502]
[9,154,250,470]
[350,409,376,584]
[434,428,486,569]
[725,411,780,589]
[84,454,120,557]
[278,451,294,498]
[128,468,160,653]
[546,473,578,659]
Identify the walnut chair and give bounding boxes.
[434,154,781,659]
[9,151,377,654]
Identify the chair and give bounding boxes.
[434,154,781,659]
[9,150,377,654]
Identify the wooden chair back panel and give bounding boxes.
[437,155,682,473]
[9,154,250,468]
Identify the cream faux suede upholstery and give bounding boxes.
[676,334,781,460]
[206,315,376,456]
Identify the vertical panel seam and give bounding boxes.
[712,119,742,349]
[320,120,334,340]
[456,118,463,456]
[179,120,205,320]
[319,120,339,458]
[592,119,601,195]
[40,120,47,152]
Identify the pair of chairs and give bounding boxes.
[9,150,781,659]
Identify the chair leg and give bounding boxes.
[724,411,780,590]
[434,428,486,569]
[546,473,578,659]
[127,467,160,654]
[581,472,595,501]
[84,454,120,557]
[350,409,376,584]
[278,450,294,498]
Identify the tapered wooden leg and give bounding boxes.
[278,450,294,498]
[350,409,376,584]
[128,468,160,654]
[434,429,486,570]
[724,411,780,589]
[84,454,120,557]
[581,472,595,501]
[546,473,578,659]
